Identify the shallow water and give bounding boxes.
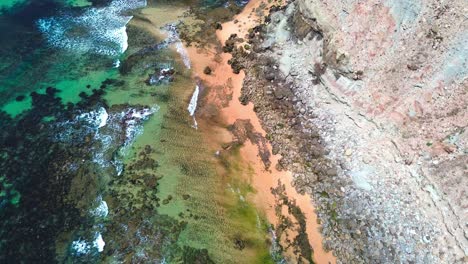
[0,0,285,263]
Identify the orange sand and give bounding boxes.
[185,0,336,263]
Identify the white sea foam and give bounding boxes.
[37,0,146,57]
[191,117,198,129]
[113,59,121,68]
[54,105,158,180]
[53,107,109,144]
[175,41,191,69]
[129,107,157,119]
[92,152,106,167]
[77,107,109,129]
[93,134,113,167]
[162,24,191,69]
[72,239,91,255]
[98,134,112,146]
[187,85,199,116]
[123,106,159,144]
[71,232,105,255]
[91,196,108,217]
[98,107,108,128]
[112,160,124,176]
[110,105,159,159]
[187,85,199,129]
[94,233,105,252]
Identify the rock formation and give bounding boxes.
[232,0,467,263]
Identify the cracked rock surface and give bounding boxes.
[233,0,467,263]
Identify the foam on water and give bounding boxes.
[51,105,158,259]
[37,0,146,57]
[53,107,108,144]
[92,152,106,167]
[94,233,105,252]
[109,106,159,166]
[162,24,191,69]
[53,105,158,176]
[91,196,108,217]
[122,106,159,146]
[54,107,113,168]
[113,59,121,68]
[112,160,124,176]
[71,232,105,255]
[187,85,199,129]
[175,41,191,69]
[187,85,199,116]
[76,107,108,129]
[191,117,198,130]
[268,227,286,263]
[71,238,91,255]
[98,108,109,128]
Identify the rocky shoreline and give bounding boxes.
[225,0,467,263]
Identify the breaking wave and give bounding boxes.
[161,24,191,69]
[37,0,147,57]
[55,104,158,258]
[187,85,200,129]
[71,232,106,255]
[90,196,108,218]
[175,41,191,69]
[52,104,158,174]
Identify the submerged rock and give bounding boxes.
[146,67,176,86]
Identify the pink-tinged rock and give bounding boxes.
[389,111,407,125]
[430,142,450,156]
[413,100,424,116]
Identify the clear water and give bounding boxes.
[0,0,284,263]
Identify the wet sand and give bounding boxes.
[186,0,336,263]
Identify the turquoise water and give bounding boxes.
[0,0,283,263]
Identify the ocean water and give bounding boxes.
[0,0,280,263]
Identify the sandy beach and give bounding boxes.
[186,0,335,263]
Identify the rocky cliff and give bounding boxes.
[232,0,467,263]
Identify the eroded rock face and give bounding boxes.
[232,1,467,263]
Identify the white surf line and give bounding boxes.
[187,85,200,129]
[37,0,146,58]
[94,232,105,252]
[90,195,109,218]
[71,232,105,255]
[161,23,191,69]
[175,40,191,69]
